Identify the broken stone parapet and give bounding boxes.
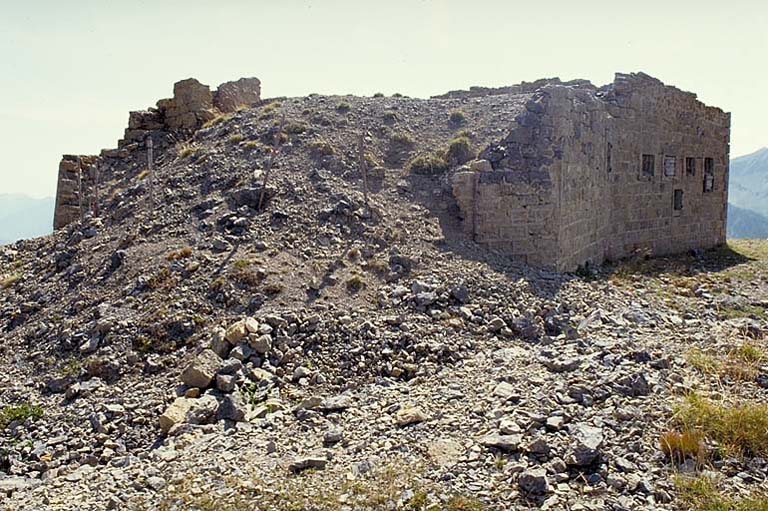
[54,76,262,231]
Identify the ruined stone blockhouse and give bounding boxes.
[53,72,730,272]
[450,73,730,270]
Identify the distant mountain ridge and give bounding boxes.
[727,203,768,239]
[729,147,768,217]
[0,194,55,245]
[727,147,768,239]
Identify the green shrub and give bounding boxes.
[336,102,351,113]
[408,152,449,176]
[1,404,44,429]
[1,273,21,289]
[445,136,474,165]
[373,92,385,98]
[449,110,467,125]
[227,133,245,144]
[390,131,415,146]
[309,138,336,157]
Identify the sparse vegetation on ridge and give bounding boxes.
[1,403,43,429]
[674,393,768,457]
[408,152,449,175]
[1,273,21,289]
[675,476,768,511]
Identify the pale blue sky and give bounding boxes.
[1,0,766,197]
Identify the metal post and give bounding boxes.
[258,115,286,211]
[77,156,84,225]
[92,162,100,218]
[357,134,370,213]
[147,138,155,209]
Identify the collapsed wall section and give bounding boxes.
[451,93,562,268]
[53,77,261,230]
[53,156,101,229]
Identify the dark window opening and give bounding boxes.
[606,142,613,173]
[703,157,714,192]
[685,157,696,176]
[664,156,677,177]
[642,154,655,177]
[674,189,684,210]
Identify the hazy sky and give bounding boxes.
[1,0,766,198]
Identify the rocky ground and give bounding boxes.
[1,91,767,510]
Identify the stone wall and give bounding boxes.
[54,77,261,230]
[600,73,730,266]
[53,155,101,229]
[451,72,730,271]
[120,77,261,148]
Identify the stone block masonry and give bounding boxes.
[53,77,261,230]
[451,72,730,271]
[53,155,100,230]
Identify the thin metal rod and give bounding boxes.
[77,156,84,225]
[258,115,286,211]
[147,138,155,210]
[357,134,369,212]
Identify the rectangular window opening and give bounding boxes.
[674,189,684,210]
[664,156,677,177]
[685,157,696,176]
[703,157,714,192]
[642,154,655,178]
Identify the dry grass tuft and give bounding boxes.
[686,342,765,382]
[449,110,467,125]
[167,247,194,261]
[675,475,768,511]
[445,136,474,165]
[258,101,282,120]
[1,273,22,289]
[203,113,232,128]
[674,393,768,457]
[390,131,416,146]
[659,430,706,463]
[177,142,200,159]
[346,273,366,292]
[309,138,336,157]
[408,152,449,176]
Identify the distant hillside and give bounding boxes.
[727,147,768,239]
[729,147,768,217]
[0,194,54,245]
[727,202,768,239]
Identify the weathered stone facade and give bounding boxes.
[120,77,261,147]
[53,77,261,229]
[53,155,101,230]
[452,72,730,271]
